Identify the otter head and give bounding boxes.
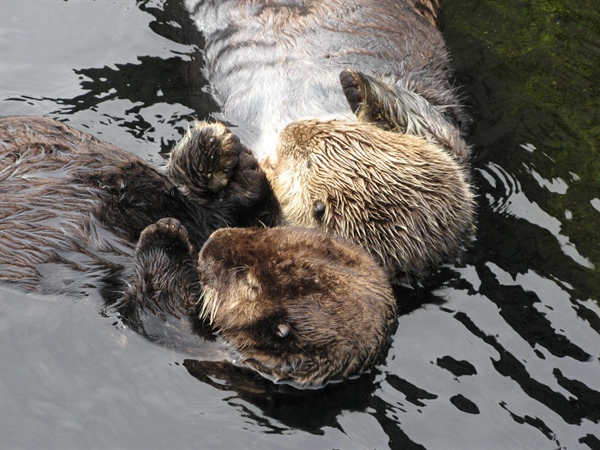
[268,119,476,283]
[197,226,397,387]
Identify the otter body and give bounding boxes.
[0,116,276,294]
[0,116,397,387]
[184,0,464,162]
[184,0,476,282]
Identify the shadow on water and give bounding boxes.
[1,0,600,448]
[183,361,432,449]
[6,0,218,152]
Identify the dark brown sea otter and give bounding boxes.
[198,226,396,387]
[183,0,476,282]
[0,116,397,387]
[0,116,277,293]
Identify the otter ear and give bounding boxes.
[276,324,291,338]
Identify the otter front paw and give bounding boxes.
[339,69,401,132]
[167,121,246,204]
[136,217,195,260]
[123,218,199,319]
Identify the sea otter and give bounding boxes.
[0,116,277,293]
[183,0,476,282]
[0,116,397,387]
[183,0,465,161]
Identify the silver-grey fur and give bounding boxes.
[183,0,465,162]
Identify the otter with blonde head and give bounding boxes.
[184,0,476,282]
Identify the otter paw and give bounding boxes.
[123,218,199,320]
[136,217,195,260]
[339,69,399,131]
[340,68,366,115]
[167,121,246,203]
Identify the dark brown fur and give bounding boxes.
[0,116,278,294]
[198,226,397,387]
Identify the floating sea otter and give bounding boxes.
[183,0,476,282]
[0,116,396,387]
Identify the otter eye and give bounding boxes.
[276,324,291,338]
[313,201,326,222]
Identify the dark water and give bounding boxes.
[1,0,599,448]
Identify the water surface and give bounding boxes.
[1,0,599,448]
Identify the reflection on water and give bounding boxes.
[1,0,599,448]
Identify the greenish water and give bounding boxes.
[445,0,600,298]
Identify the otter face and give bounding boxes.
[197,227,397,387]
[268,119,476,282]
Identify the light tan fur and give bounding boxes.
[267,119,476,282]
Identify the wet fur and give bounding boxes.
[198,226,397,387]
[270,119,475,281]
[0,116,277,311]
[184,0,464,161]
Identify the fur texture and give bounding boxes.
[0,115,277,299]
[269,119,475,282]
[198,226,397,387]
[183,0,463,162]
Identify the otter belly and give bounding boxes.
[184,0,452,161]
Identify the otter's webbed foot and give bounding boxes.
[167,121,243,204]
[118,218,200,323]
[339,68,470,163]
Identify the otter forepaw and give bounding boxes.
[167,121,246,203]
[136,217,195,260]
[340,68,366,115]
[339,69,399,132]
[122,218,199,319]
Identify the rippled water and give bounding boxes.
[1,0,599,448]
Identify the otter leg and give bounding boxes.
[167,121,243,204]
[339,69,469,163]
[118,218,200,322]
